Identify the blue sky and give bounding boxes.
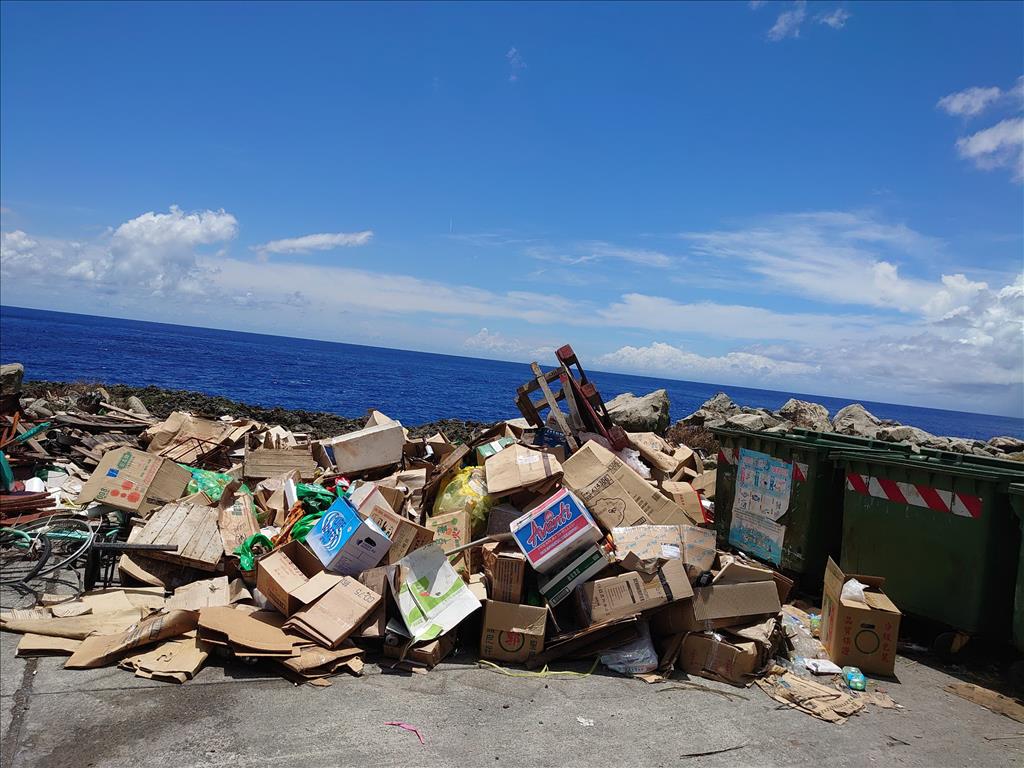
[1,1,1022,415]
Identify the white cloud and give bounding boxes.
[463,328,555,359]
[939,77,1024,181]
[527,240,674,269]
[253,230,373,256]
[955,117,1024,181]
[1,205,237,297]
[768,1,806,41]
[937,85,1003,117]
[506,47,526,83]
[815,8,851,29]
[599,342,819,380]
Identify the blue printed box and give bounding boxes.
[307,497,391,575]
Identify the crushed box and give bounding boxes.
[651,580,780,634]
[485,444,563,497]
[77,447,191,516]
[482,542,527,604]
[256,540,333,616]
[576,558,692,625]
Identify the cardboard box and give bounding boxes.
[510,488,602,573]
[314,423,405,474]
[627,432,681,475]
[651,580,781,634]
[820,558,901,676]
[383,630,457,669]
[77,447,191,516]
[680,526,717,582]
[691,470,716,501]
[485,444,563,497]
[482,542,526,604]
[678,632,762,686]
[576,558,692,625]
[307,497,391,575]
[476,437,516,465]
[538,543,613,607]
[611,525,682,562]
[480,600,547,663]
[256,540,333,616]
[243,447,318,481]
[284,577,382,649]
[562,441,688,531]
[660,481,705,526]
[364,499,434,564]
[425,509,472,575]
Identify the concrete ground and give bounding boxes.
[1,627,1021,768]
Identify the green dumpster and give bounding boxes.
[709,428,903,588]
[1009,483,1024,653]
[833,450,1024,638]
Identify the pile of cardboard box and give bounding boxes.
[0,351,902,712]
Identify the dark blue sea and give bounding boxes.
[1,306,1021,440]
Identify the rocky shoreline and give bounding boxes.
[11,374,1024,461]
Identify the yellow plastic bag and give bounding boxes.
[431,466,493,537]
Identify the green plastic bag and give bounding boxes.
[431,466,493,537]
[183,467,247,503]
[296,483,337,513]
[234,533,273,572]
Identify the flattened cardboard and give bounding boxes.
[651,580,781,634]
[480,600,547,663]
[65,609,199,669]
[166,576,248,611]
[562,441,688,531]
[314,423,404,474]
[197,607,301,657]
[611,525,682,562]
[485,444,563,497]
[481,542,526,604]
[119,635,209,683]
[820,557,901,676]
[16,634,82,656]
[284,578,382,649]
[77,447,191,516]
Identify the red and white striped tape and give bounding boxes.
[718,448,737,465]
[845,472,982,519]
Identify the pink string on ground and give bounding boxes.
[384,721,426,745]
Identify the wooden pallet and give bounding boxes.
[132,502,224,571]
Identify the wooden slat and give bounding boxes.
[135,502,222,571]
[530,363,578,451]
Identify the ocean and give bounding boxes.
[1,305,1021,440]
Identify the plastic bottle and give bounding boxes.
[843,666,866,691]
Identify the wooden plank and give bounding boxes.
[243,448,317,481]
[135,503,222,571]
[136,503,189,547]
[945,683,1024,723]
[530,363,578,451]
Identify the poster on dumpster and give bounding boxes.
[732,448,792,522]
[728,448,792,565]
[729,509,785,565]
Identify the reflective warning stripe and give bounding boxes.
[793,462,808,483]
[718,448,737,465]
[845,472,981,519]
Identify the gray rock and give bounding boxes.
[987,436,1024,453]
[877,425,934,444]
[725,412,781,431]
[702,393,737,414]
[703,416,727,430]
[127,396,152,417]
[832,403,882,438]
[606,389,671,435]
[0,363,24,397]
[776,398,831,432]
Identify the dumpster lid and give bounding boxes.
[829,449,1024,483]
[709,427,911,454]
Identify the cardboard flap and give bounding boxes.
[863,591,901,614]
[291,571,343,606]
[823,557,846,599]
[198,606,300,654]
[485,444,563,496]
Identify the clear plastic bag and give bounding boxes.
[841,578,868,604]
[600,621,658,675]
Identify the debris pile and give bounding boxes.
[0,348,902,718]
